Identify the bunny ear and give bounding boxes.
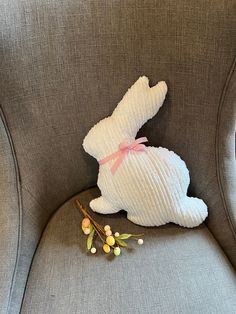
[135,75,150,87]
[112,77,168,138]
[151,80,168,95]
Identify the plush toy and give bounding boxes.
[83,76,208,227]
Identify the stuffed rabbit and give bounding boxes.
[83,76,208,227]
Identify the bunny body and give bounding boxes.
[83,76,208,227]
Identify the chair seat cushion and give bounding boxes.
[22,187,236,314]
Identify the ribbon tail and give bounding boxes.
[134,144,146,151]
[130,137,148,149]
[137,136,148,144]
[99,150,121,165]
[111,152,126,175]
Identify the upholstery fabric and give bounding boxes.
[83,77,208,227]
[22,188,236,314]
[0,1,235,313]
[214,60,236,259]
[0,110,19,313]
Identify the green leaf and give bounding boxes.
[115,238,127,247]
[89,224,94,233]
[117,233,132,240]
[87,228,95,250]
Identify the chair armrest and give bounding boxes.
[0,109,22,314]
[205,58,236,266]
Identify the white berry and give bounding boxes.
[138,239,144,245]
[91,247,97,254]
[114,247,121,256]
[83,228,91,235]
[104,225,111,232]
[114,232,120,237]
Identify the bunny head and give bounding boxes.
[82,116,127,161]
[83,76,168,161]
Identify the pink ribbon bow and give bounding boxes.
[99,137,148,175]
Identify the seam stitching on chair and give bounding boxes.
[19,185,98,311]
[0,105,23,314]
[21,185,45,211]
[215,56,236,242]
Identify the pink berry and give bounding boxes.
[82,218,90,228]
[106,230,112,236]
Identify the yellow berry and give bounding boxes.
[103,244,111,254]
[104,225,111,232]
[82,218,90,228]
[106,235,115,246]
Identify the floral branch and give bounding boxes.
[75,199,144,256]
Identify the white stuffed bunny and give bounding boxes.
[83,76,208,227]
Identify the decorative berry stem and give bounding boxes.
[75,199,144,256]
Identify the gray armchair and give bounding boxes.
[0,1,235,313]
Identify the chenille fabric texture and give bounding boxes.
[83,77,208,228]
[1,1,235,313]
